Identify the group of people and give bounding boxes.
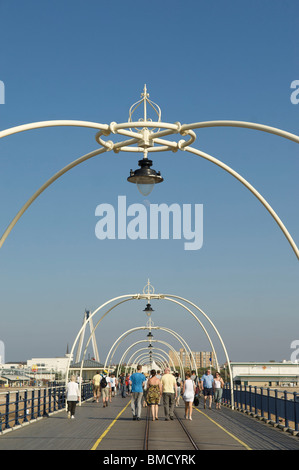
[65,367,224,421]
[128,366,224,422]
[91,371,118,408]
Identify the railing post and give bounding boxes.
[294,392,298,432]
[37,388,41,417]
[267,387,271,421]
[5,392,10,429]
[249,386,252,413]
[23,390,28,422]
[274,389,279,425]
[239,384,242,410]
[244,385,247,413]
[48,387,52,414]
[284,390,289,428]
[254,386,257,415]
[43,388,47,416]
[15,391,20,426]
[31,389,35,420]
[53,386,57,412]
[260,387,264,418]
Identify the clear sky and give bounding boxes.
[0,0,298,366]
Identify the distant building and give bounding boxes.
[231,362,299,387]
[169,348,216,370]
[27,350,73,376]
[70,359,105,381]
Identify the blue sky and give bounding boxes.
[0,0,298,365]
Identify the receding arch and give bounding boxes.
[66,292,231,405]
[73,295,219,383]
[116,339,184,379]
[103,325,198,374]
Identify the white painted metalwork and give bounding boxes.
[103,326,198,374]
[0,86,298,257]
[117,349,173,378]
[66,289,232,406]
[75,310,100,363]
[128,351,169,372]
[116,339,184,378]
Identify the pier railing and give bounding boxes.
[0,382,93,432]
[222,384,299,433]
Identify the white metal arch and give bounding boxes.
[128,351,168,369]
[0,116,298,258]
[67,292,231,404]
[128,351,169,371]
[121,340,184,378]
[116,339,185,379]
[104,325,198,374]
[76,296,219,383]
[125,350,174,376]
[117,347,173,378]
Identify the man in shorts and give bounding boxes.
[100,373,111,408]
[92,371,102,403]
[200,369,214,409]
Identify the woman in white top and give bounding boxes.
[213,372,224,409]
[67,375,80,419]
[183,372,196,420]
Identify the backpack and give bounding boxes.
[100,376,107,388]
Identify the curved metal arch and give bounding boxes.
[135,356,167,374]
[119,340,184,378]
[154,326,198,372]
[180,120,299,144]
[110,334,184,378]
[0,119,298,258]
[70,293,223,384]
[117,347,171,378]
[125,350,174,375]
[129,351,169,371]
[128,351,168,369]
[124,345,180,378]
[77,296,218,383]
[66,294,136,382]
[104,325,198,374]
[184,145,299,259]
[162,294,233,404]
[117,348,169,375]
[116,340,185,379]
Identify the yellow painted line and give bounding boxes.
[194,407,252,450]
[91,400,131,450]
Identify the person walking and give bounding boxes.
[66,375,80,419]
[125,373,131,396]
[161,367,177,421]
[147,370,162,421]
[183,372,196,420]
[100,372,111,408]
[129,365,146,421]
[213,372,224,409]
[200,369,214,409]
[175,372,182,407]
[143,374,148,408]
[120,373,126,397]
[156,370,162,405]
[92,371,102,403]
